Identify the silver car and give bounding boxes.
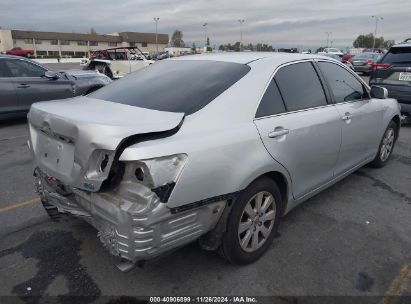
[28,53,401,271]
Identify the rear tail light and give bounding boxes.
[372,63,392,71]
[367,59,374,65]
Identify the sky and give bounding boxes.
[1,0,410,50]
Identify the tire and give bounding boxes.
[219,176,282,264]
[369,120,397,168]
[94,63,113,79]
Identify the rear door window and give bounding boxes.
[318,61,368,103]
[381,47,411,64]
[274,62,327,112]
[255,79,286,118]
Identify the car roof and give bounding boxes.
[170,52,325,65]
[0,54,26,60]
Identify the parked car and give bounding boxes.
[80,46,154,79]
[0,55,111,120]
[6,47,34,58]
[322,47,344,57]
[370,39,411,117]
[352,52,381,74]
[29,53,400,271]
[322,53,354,70]
[342,53,354,63]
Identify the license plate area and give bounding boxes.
[37,132,74,175]
[399,72,411,81]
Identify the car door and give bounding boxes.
[0,59,20,116]
[254,61,342,199]
[5,58,75,111]
[316,60,384,175]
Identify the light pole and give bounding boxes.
[371,15,383,51]
[203,23,208,51]
[238,19,245,51]
[325,32,332,49]
[153,17,160,52]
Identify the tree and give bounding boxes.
[353,33,395,49]
[233,41,241,52]
[218,45,225,51]
[90,28,97,35]
[206,37,210,46]
[171,30,185,47]
[191,42,196,53]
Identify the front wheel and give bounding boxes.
[369,120,397,168]
[219,177,282,264]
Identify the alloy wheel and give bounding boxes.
[380,128,395,162]
[238,191,276,252]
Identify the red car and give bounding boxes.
[342,54,354,63]
[6,47,34,57]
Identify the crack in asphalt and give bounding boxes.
[355,171,411,204]
[0,230,101,303]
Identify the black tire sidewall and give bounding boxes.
[222,177,282,264]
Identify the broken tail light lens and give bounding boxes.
[126,154,187,188]
[125,154,188,199]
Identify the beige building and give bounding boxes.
[0,29,169,58]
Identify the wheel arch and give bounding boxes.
[244,170,289,216]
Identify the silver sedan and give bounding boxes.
[28,53,401,271]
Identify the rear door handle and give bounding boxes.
[268,128,289,138]
[17,84,30,89]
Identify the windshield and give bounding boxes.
[381,47,411,63]
[90,60,250,115]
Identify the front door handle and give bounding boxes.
[268,128,289,138]
[17,84,30,89]
[341,112,352,121]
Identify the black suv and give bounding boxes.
[370,39,411,117]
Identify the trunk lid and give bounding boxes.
[28,96,184,191]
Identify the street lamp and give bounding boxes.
[371,15,383,51]
[202,23,208,51]
[325,32,332,49]
[238,19,245,51]
[153,17,160,52]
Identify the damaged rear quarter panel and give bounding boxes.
[28,97,184,192]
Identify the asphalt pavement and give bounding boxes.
[0,115,410,300]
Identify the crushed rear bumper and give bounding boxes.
[34,168,226,265]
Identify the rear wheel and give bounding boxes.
[369,121,397,168]
[219,177,282,264]
[94,63,113,79]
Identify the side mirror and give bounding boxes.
[44,70,59,80]
[370,86,388,99]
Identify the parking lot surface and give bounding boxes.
[0,114,410,299]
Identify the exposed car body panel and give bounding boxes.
[28,97,184,191]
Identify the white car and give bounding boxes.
[319,47,344,57]
[81,47,154,79]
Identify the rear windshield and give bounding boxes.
[381,47,411,64]
[90,60,250,115]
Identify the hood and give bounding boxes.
[61,69,110,80]
[28,96,184,191]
